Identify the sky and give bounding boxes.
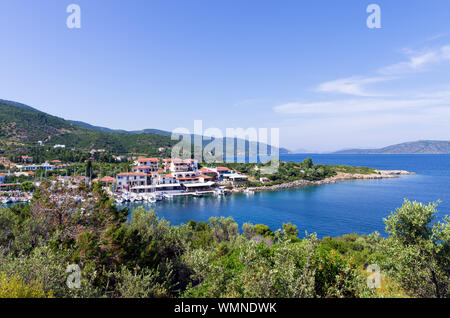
[1,0,450,152]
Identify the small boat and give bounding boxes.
[244,189,255,195]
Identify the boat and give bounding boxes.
[244,189,255,195]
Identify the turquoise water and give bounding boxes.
[123,154,450,238]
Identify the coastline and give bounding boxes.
[231,170,415,193]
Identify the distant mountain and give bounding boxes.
[291,148,310,154]
[69,119,291,153]
[333,140,450,154]
[68,120,172,136]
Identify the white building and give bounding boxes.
[116,172,147,192]
[136,157,159,171]
[170,158,198,173]
[156,173,177,185]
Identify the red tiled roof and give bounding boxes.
[99,176,114,183]
[217,167,231,171]
[199,175,213,179]
[117,172,147,176]
[138,157,158,162]
[134,166,152,170]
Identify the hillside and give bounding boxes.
[0,99,289,156]
[0,99,85,145]
[334,140,450,154]
[0,99,176,155]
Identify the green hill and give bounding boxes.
[334,140,450,154]
[0,99,289,157]
[0,99,84,144]
[0,99,176,155]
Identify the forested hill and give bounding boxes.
[0,99,290,156]
[334,140,450,154]
[0,99,176,155]
[0,99,85,143]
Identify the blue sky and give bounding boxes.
[1,0,450,151]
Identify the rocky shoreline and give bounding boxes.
[231,170,414,193]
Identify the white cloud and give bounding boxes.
[316,76,391,97]
[274,96,450,116]
[379,45,450,75]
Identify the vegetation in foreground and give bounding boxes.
[0,182,448,298]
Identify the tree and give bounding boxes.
[302,157,313,169]
[382,200,449,298]
[254,224,275,241]
[21,181,35,192]
[282,222,299,238]
[85,160,92,178]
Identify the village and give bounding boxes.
[0,153,256,205]
[112,157,252,203]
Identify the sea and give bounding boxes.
[119,154,450,238]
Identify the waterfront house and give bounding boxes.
[198,167,219,180]
[132,165,154,174]
[223,173,248,185]
[207,166,232,180]
[260,177,270,183]
[199,175,214,183]
[116,172,147,192]
[136,157,159,171]
[182,181,216,192]
[157,174,177,185]
[170,158,198,173]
